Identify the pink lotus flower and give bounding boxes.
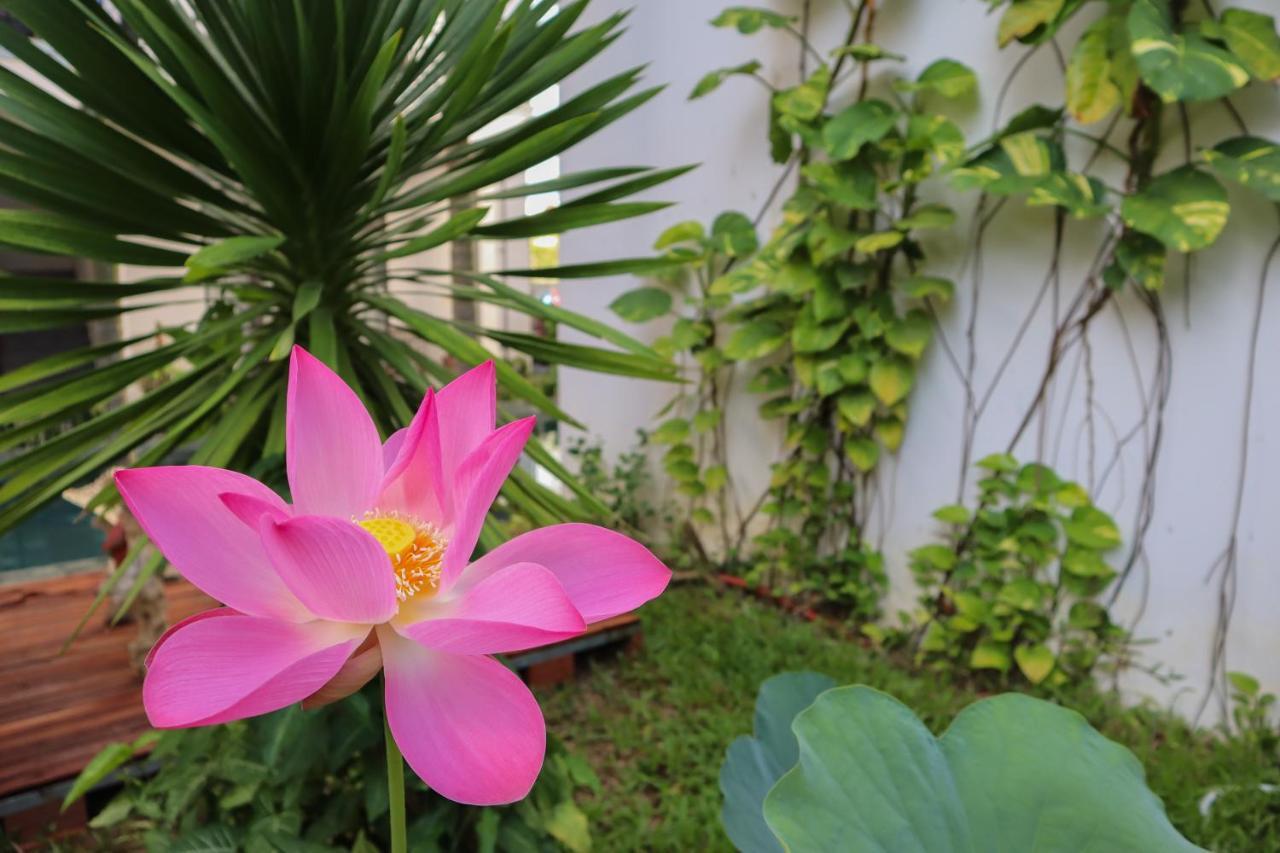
[116,347,670,805]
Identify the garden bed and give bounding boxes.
[540,583,1280,852]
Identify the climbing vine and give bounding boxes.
[614,2,971,619]
[969,0,1280,702]
[905,455,1129,686]
[609,0,1280,692]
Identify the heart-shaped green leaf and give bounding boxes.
[837,392,876,428]
[844,436,880,472]
[711,6,796,34]
[1117,231,1167,290]
[726,321,789,361]
[712,211,760,256]
[902,59,977,99]
[869,357,915,405]
[874,416,905,451]
[897,203,955,231]
[998,0,1066,47]
[934,504,971,525]
[651,418,690,444]
[854,230,903,254]
[655,220,707,249]
[823,99,897,160]
[1063,505,1123,549]
[1014,643,1056,684]
[1067,15,1122,123]
[792,314,851,354]
[1121,166,1229,251]
[902,275,955,302]
[1214,8,1280,81]
[691,61,764,99]
[1128,0,1250,102]
[885,311,933,358]
[1203,136,1280,202]
[970,640,1012,671]
[609,287,672,323]
[773,67,831,122]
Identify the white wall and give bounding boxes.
[557,0,1280,721]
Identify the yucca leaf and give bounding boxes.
[479,327,679,381]
[0,0,678,560]
[366,293,583,427]
[0,334,151,395]
[0,210,189,265]
[497,257,687,279]
[378,207,489,260]
[567,165,697,206]
[186,235,286,274]
[0,305,130,334]
[449,269,665,357]
[0,277,186,306]
[480,166,648,200]
[474,200,670,238]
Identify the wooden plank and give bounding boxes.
[507,613,641,687]
[0,572,211,797]
[0,573,644,800]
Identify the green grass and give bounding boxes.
[539,584,1280,852]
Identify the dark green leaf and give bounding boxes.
[725,320,788,361]
[609,287,673,323]
[711,7,796,34]
[185,235,284,277]
[901,59,977,98]
[822,100,897,160]
[1203,135,1280,201]
[1121,166,1229,251]
[1128,0,1250,102]
[1214,7,1280,81]
[691,61,763,99]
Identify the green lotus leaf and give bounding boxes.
[760,687,1203,852]
[720,672,837,853]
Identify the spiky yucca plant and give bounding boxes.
[0,0,682,611]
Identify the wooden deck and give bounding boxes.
[0,571,642,806]
[0,572,211,799]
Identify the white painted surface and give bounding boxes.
[557,0,1280,720]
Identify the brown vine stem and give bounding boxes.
[858,0,876,101]
[1105,285,1171,645]
[798,0,812,79]
[951,43,1044,499]
[973,210,1065,422]
[830,0,870,83]
[1004,244,1118,452]
[1006,72,1163,453]
[1194,227,1280,726]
